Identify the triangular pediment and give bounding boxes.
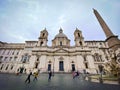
[54,48,69,53]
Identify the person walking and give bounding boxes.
[25,71,32,84]
[72,71,76,79]
[48,71,52,82]
[33,71,39,81]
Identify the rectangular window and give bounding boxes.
[0,56,3,61]
[9,57,12,61]
[0,64,4,70]
[2,50,5,55]
[60,41,62,46]
[12,50,14,55]
[7,50,10,55]
[4,57,8,61]
[14,57,17,61]
[16,51,19,55]
[85,63,88,69]
[11,66,13,70]
[5,65,9,70]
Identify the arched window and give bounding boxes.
[42,33,45,37]
[40,41,43,46]
[78,33,80,37]
[79,41,82,45]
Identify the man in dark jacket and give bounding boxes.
[25,72,32,84]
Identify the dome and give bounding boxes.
[55,28,68,38]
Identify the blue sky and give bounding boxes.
[0,0,120,46]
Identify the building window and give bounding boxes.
[11,65,13,70]
[43,33,45,37]
[40,41,43,46]
[12,50,14,55]
[9,57,12,61]
[0,56,3,61]
[85,63,88,69]
[7,50,10,55]
[79,41,82,45]
[0,64,4,70]
[16,51,19,55]
[4,57,8,61]
[60,41,62,46]
[14,57,17,61]
[5,65,9,70]
[100,42,102,45]
[2,50,5,55]
[35,62,39,68]
[21,54,30,63]
[78,33,80,37]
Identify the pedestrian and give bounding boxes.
[33,71,39,81]
[48,71,52,81]
[76,71,79,77]
[25,71,32,84]
[72,71,76,79]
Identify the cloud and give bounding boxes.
[58,14,66,26]
[0,0,120,45]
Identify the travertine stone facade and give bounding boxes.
[0,28,119,74]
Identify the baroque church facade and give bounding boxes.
[0,9,120,74]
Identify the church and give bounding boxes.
[0,9,120,74]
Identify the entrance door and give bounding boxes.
[72,64,75,71]
[59,61,64,71]
[19,67,24,73]
[48,64,51,71]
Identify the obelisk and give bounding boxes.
[93,9,120,51]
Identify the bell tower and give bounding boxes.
[37,28,48,47]
[93,9,120,50]
[74,28,85,47]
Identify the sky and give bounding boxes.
[0,0,120,46]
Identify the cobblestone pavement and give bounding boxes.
[0,73,120,90]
